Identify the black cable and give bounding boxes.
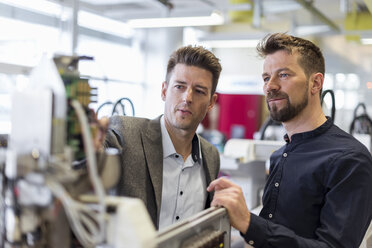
[96,101,113,116]
[321,89,336,122]
[112,97,135,116]
[349,103,372,135]
[353,103,367,119]
[259,117,281,140]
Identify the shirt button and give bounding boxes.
[275,182,279,187]
[176,216,180,220]
[269,213,273,218]
[248,240,254,245]
[175,154,179,158]
[283,153,287,157]
[180,191,183,195]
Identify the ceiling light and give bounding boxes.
[127,11,224,28]
[0,0,62,16]
[199,39,259,48]
[0,0,133,38]
[361,38,372,45]
[78,11,133,38]
[295,25,330,36]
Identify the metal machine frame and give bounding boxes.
[156,207,231,248]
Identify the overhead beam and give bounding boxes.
[252,0,261,28]
[364,0,372,13]
[294,0,341,32]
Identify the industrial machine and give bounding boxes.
[221,139,284,210]
[350,103,372,153]
[157,207,230,248]
[0,54,231,248]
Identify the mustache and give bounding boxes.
[177,103,190,108]
[176,103,192,112]
[266,91,289,101]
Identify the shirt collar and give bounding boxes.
[284,116,333,143]
[160,116,202,163]
[283,116,333,143]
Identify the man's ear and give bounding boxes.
[311,73,324,95]
[161,81,167,101]
[208,93,218,112]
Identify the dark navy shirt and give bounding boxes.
[243,118,372,247]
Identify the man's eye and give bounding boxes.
[279,73,289,78]
[263,77,270,82]
[175,85,183,89]
[196,89,206,95]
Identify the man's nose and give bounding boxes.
[183,88,193,103]
[264,77,280,94]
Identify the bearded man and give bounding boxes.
[207,33,372,248]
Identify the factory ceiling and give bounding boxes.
[49,0,372,38]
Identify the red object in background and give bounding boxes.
[217,94,263,139]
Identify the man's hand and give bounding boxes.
[207,177,251,234]
[94,117,109,151]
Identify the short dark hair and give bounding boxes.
[166,45,222,96]
[256,33,325,79]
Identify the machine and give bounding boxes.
[157,207,230,248]
[0,54,231,248]
[221,139,284,210]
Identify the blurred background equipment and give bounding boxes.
[349,102,372,152]
[217,94,263,140]
[256,117,283,141]
[96,97,135,118]
[112,97,135,116]
[221,138,284,211]
[321,89,336,122]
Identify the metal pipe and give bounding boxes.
[72,0,79,55]
[294,0,341,32]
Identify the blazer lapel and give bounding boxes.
[141,116,163,223]
[201,139,213,184]
[200,139,215,208]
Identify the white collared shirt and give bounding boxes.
[158,116,206,230]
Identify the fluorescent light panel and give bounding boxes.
[361,38,372,45]
[78,11,133,38]
[128,11,224,28]
[0,0,133,38]
[295,25,330,36]
[0,0,62,16]
[199,39,260,48]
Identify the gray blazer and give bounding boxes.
[105,115,220,229]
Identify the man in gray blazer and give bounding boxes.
[104,45,222,230]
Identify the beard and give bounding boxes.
[266,85,308,122]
